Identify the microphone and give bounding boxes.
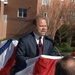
[54,46,62,56]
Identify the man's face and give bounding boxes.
[34,18,47,36]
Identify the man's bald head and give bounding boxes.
[55,56,75,75]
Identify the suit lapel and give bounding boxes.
[29,32,37,47]
[29,32,39,55]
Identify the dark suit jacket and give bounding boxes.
[14,32,55,72]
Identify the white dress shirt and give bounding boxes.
[33,32,44,45]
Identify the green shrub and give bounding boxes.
[56,43,75,53]
[71,41,75,47]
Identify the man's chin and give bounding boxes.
[41,33,46,36]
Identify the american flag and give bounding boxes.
[0,39,18,75]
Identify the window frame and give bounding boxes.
[70,0,75,2]
[17,8,27,18]
[3,14,7,23]
[42,0,50,6]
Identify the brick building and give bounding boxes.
[0,0,39,40]
[0,0,75,40]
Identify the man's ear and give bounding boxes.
[32,19,36,25]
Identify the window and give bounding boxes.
[42,0,50,5]
[70,0,75,2]
[4,0,8,4]
[43,12,48,17]
[17,8,27,18]
[3,15,7,23]
[43,12,49,25]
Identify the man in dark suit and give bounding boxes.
[14,15,55,73]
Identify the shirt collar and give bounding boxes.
[33,32,44,39]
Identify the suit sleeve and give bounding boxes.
[14,37,27,72]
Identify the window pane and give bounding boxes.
[70,0,75,2]
[42,0,50,5]
[19,13,22,17]
[19,9,22,13]
[3,15,7,22]
[23,9,27,17]
[43,12,47,17]
[42,0,46,5]
[46,0,49,5]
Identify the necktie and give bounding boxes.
[39,37,43,54]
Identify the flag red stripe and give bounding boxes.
[0,47,16,75]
